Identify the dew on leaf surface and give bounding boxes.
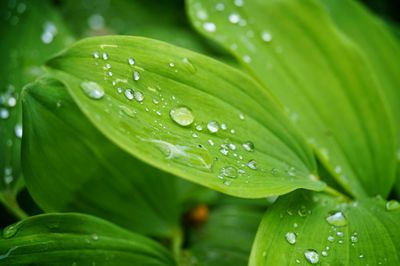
[80,81,104,100]
[170,106,194,127]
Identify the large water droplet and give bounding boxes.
[285,232,296,245]
[326,211,347,227]
[170,106,194,127]
[219,166,238,179]
[207,121,219,133]
[386,200,400,211]
[242,141,254,152]
[304,250,319,264]
[80,81,104,100]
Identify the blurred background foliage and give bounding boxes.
[0,0,399,250]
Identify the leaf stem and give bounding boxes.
[323,186,351,202]
[171,227,183,262]
[0,191,28,220]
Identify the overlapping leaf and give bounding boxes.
[250,191,400,265]
[189,205,263,265]
[0,0,73,212]
[0,213,175,265]
[187,0,397,198]
[22,77,179,237]
[45,36,326,198]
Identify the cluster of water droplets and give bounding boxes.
[3,0,27,26]
[192,0,276,66]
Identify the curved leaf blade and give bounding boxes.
[187,0,396,198]
[250,191,400,265]
[45,35,326,198]
[0,213,175,265]
[21,77,179,237]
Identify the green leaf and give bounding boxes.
[186,0,397,198]
[0,0,73,204]
[45,35,326,198]
[250,191,400,265]
[0,213,175,265]
[189,205,263,266]
[21,77,179,237]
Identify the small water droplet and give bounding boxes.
[304,250,319,264]
[215,3,225,11]
[170,106,194,127]
[203,22,216,32]
[219,166,238,179]
[321,251,328,257]
[234,0,244,7]
[124,89,134,100]
[336,231,344,237]
[351,235,358,243]
[195,124,203,131]
[228,143,236,150]
[228,13,240,24]
[93,51,100,59]
[239,113,245,120]
[0,108,9,119]
[386,200,400,211]
[7,97,16,107]
[285,166,296,176]
[102,52,108,60]
[219,146,229,155]
[326,211,347,227]
[271,168,279,176]
[192,132,198,138]
[92,234,99,241]
[128,57,135,65]
[208,139,214,146]
[80,81,104,100]
[133,71,140,81]
[359,254,364,259]
[221,123,228,130]
[242,141,254,151]
[285,232,296,245]
[261,31,272,42]
[182,57,197,74]
[207,121,219,133]
[14,124,22,138]
[327,236,334,242]
[134,91,144,102]
[243,55,251,63]
[247,159,257,170]
[120,106,136,118]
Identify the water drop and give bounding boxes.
[169,62,175,67]
[336,231,344,237]
[14,124,22,138]
[285,232,296,245]
[386,200,400,211]
[351,235,358,243]
[304,250,319,264]
[80,81,104,100]
[243,55,251,63]
[182,57,197,74]
[215,3,225,11]
[321,251,328,257]
[120,106,136,118]
[133,71,140,81]
[93,51,100,59]
[327,236,334,242]
[134,91,144,102]
[170,106,194,127]
[195,124,203,131]
[128,57,135,65]
[239,113,245,120]
[207,121,219,133]
[0,108,9,119]
[221,123,228,130]
[208,139,214,146]
[335,166,342,174]
[247,159,257,170]
[203,22,216,32]
[91,234,99,241]
[124,89,134,100]
[326,211,347,227]
[230,129,235,134]
[287,166,296,176]
[271,168,279,176]
[192,133,198,138]
[228,143,236,150]
[261,31,272,42]
[219,147,229,156]
[228,13,240,24]
[102,52,108,60]
[234,0,244,7]
[105,63,111,69]
[2,224,19,239]
[359,254,364,259]
[242,141,254,151]
[219,166,238,179]
[7,97,16,107]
